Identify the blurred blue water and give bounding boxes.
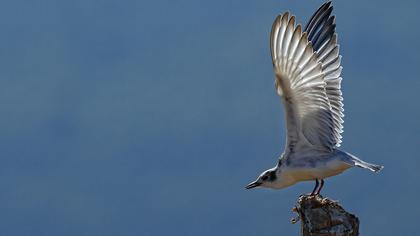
[0,0,418,235]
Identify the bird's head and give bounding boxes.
[245,168,278,189]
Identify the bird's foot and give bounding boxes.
[303,193,324,199]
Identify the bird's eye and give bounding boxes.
[262,175,268,181]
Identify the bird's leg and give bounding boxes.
[310,179,319,196]
[315,179,324,195]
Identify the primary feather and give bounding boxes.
[304,1,344,148]
[270,2,344,153]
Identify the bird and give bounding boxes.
[245,1,383,195]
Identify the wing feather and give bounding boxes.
[271,13,336,152]
[304,1,345,148]
[271,1,346,152]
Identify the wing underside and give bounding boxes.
[304,1,344,147]
[270,3,344,152]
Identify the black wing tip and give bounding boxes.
[304,1,334,33]
[305,0,337,51]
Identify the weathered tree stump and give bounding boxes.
[292,195,359,236]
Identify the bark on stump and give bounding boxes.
[292,195,359,236]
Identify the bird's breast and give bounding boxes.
[285,158,352,181]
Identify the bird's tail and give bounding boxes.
[344,152,384,173]
[355,160,384,172]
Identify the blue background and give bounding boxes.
[0,0,418,235]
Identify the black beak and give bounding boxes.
[245,180,261,189]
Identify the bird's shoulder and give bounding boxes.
[280,148,336,167]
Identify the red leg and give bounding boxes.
[315,179,324,195]
[310,179,319,196]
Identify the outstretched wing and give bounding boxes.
[304,1,344,147]
[270,12,336,152]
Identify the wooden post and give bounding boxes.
[292,195,359,236]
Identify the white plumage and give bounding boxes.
[246,1,383,194]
